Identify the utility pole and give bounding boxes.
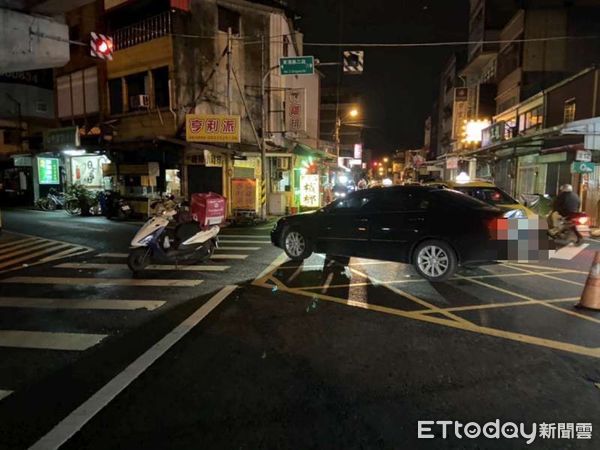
[226,27,232,114]
[260,34,267,221]
[335,117,341,159]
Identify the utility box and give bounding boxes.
[269,192,287,215]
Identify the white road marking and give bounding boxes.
[256,225,275,230]
[549,244,589,260]
[219,234,269,239]
[29,285,238,450]
[0,240,59,261]
[210,254,248,260]
[0,390,13,401]
[0,330,106,351]
[55,262,229,272]
[287,264,304,283]
[1,277,203,287]
[0,238,44,252]
[38,247,91,264]
[216,240,269,244]
[96,253,128,258]
[38,220,107,233]
[254,252,288,282]
[0,243,73,270]
[0,297,165,311]
[216,246,260,251]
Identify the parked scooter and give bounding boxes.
[127,198,220,273]
[548,211,590,246]
[99,191,132,220]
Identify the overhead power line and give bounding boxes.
[303,35,600,48]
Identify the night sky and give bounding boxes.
[295,0,469,155]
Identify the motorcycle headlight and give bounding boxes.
[139,234,155,245]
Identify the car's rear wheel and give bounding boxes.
[413,240,457,282]
[283,228,312,261]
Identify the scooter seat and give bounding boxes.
[174,222,199,243]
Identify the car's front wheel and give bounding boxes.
[413,240,457,282]
[282,228,312,261]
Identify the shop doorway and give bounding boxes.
[187,166,223,197]
[545,162,571,197]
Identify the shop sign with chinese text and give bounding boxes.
[285,89,306,133]
[38,158,60,184]
[300,174,320,208]
[186,114,241,143]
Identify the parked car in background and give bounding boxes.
[271,186,511,282]
[427,181,535,218]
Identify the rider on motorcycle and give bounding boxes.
[550,184,583,244]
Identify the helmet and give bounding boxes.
[560,184,573,192]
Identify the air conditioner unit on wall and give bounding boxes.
[276,158,290,170]
[130,95,149,109]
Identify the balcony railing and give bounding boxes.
[112,11,173,51]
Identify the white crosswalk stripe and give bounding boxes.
[217,240,270,244]
[0,233,92,274]
[217,246,260,251]
[219,234,270,239]
[0,297,165,311]
[0,330,106,351]
[549,243,589,260]
[55,262,230,272]
[1,276,203,287]
[210,254,248,260]
[0,390,13,401]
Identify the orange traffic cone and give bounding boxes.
[576,251,600,310]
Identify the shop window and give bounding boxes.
[283,35,289,57]
[218,6,240,35]
[108,78,123,115]
[152,67,170,108]
[564,98,576,123]
[126,72,149,109]
[518,106,543,133]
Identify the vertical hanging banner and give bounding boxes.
[452,87,469,147]
[300,174,320,208]
[285,88,306,133]
[186,114,241,143]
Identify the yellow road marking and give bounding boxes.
[455,275,600,325]
[416,297,580,314]
[252,251,288,285]
[257,276,600,359]
[501,263,585,287]
[0,240,59,262]
[505,262,589,275]
[318,255,472,326]
[298,269,586,290]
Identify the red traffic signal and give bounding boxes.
[90,32,114,60]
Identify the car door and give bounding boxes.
[366,190,432,262]
[318,191,375,257]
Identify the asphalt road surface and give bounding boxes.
[1,208,600,449]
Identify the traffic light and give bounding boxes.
[90,32,114,60]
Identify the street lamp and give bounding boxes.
[383,157,389,163]
[335,108,360,158]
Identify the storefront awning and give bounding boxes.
[292,143,336,160]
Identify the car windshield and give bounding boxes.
[455,187,518,206]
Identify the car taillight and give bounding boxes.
[576,216,589,225]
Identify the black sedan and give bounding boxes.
[271,186,509,282]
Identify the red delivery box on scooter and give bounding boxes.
[191,193,226,226]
